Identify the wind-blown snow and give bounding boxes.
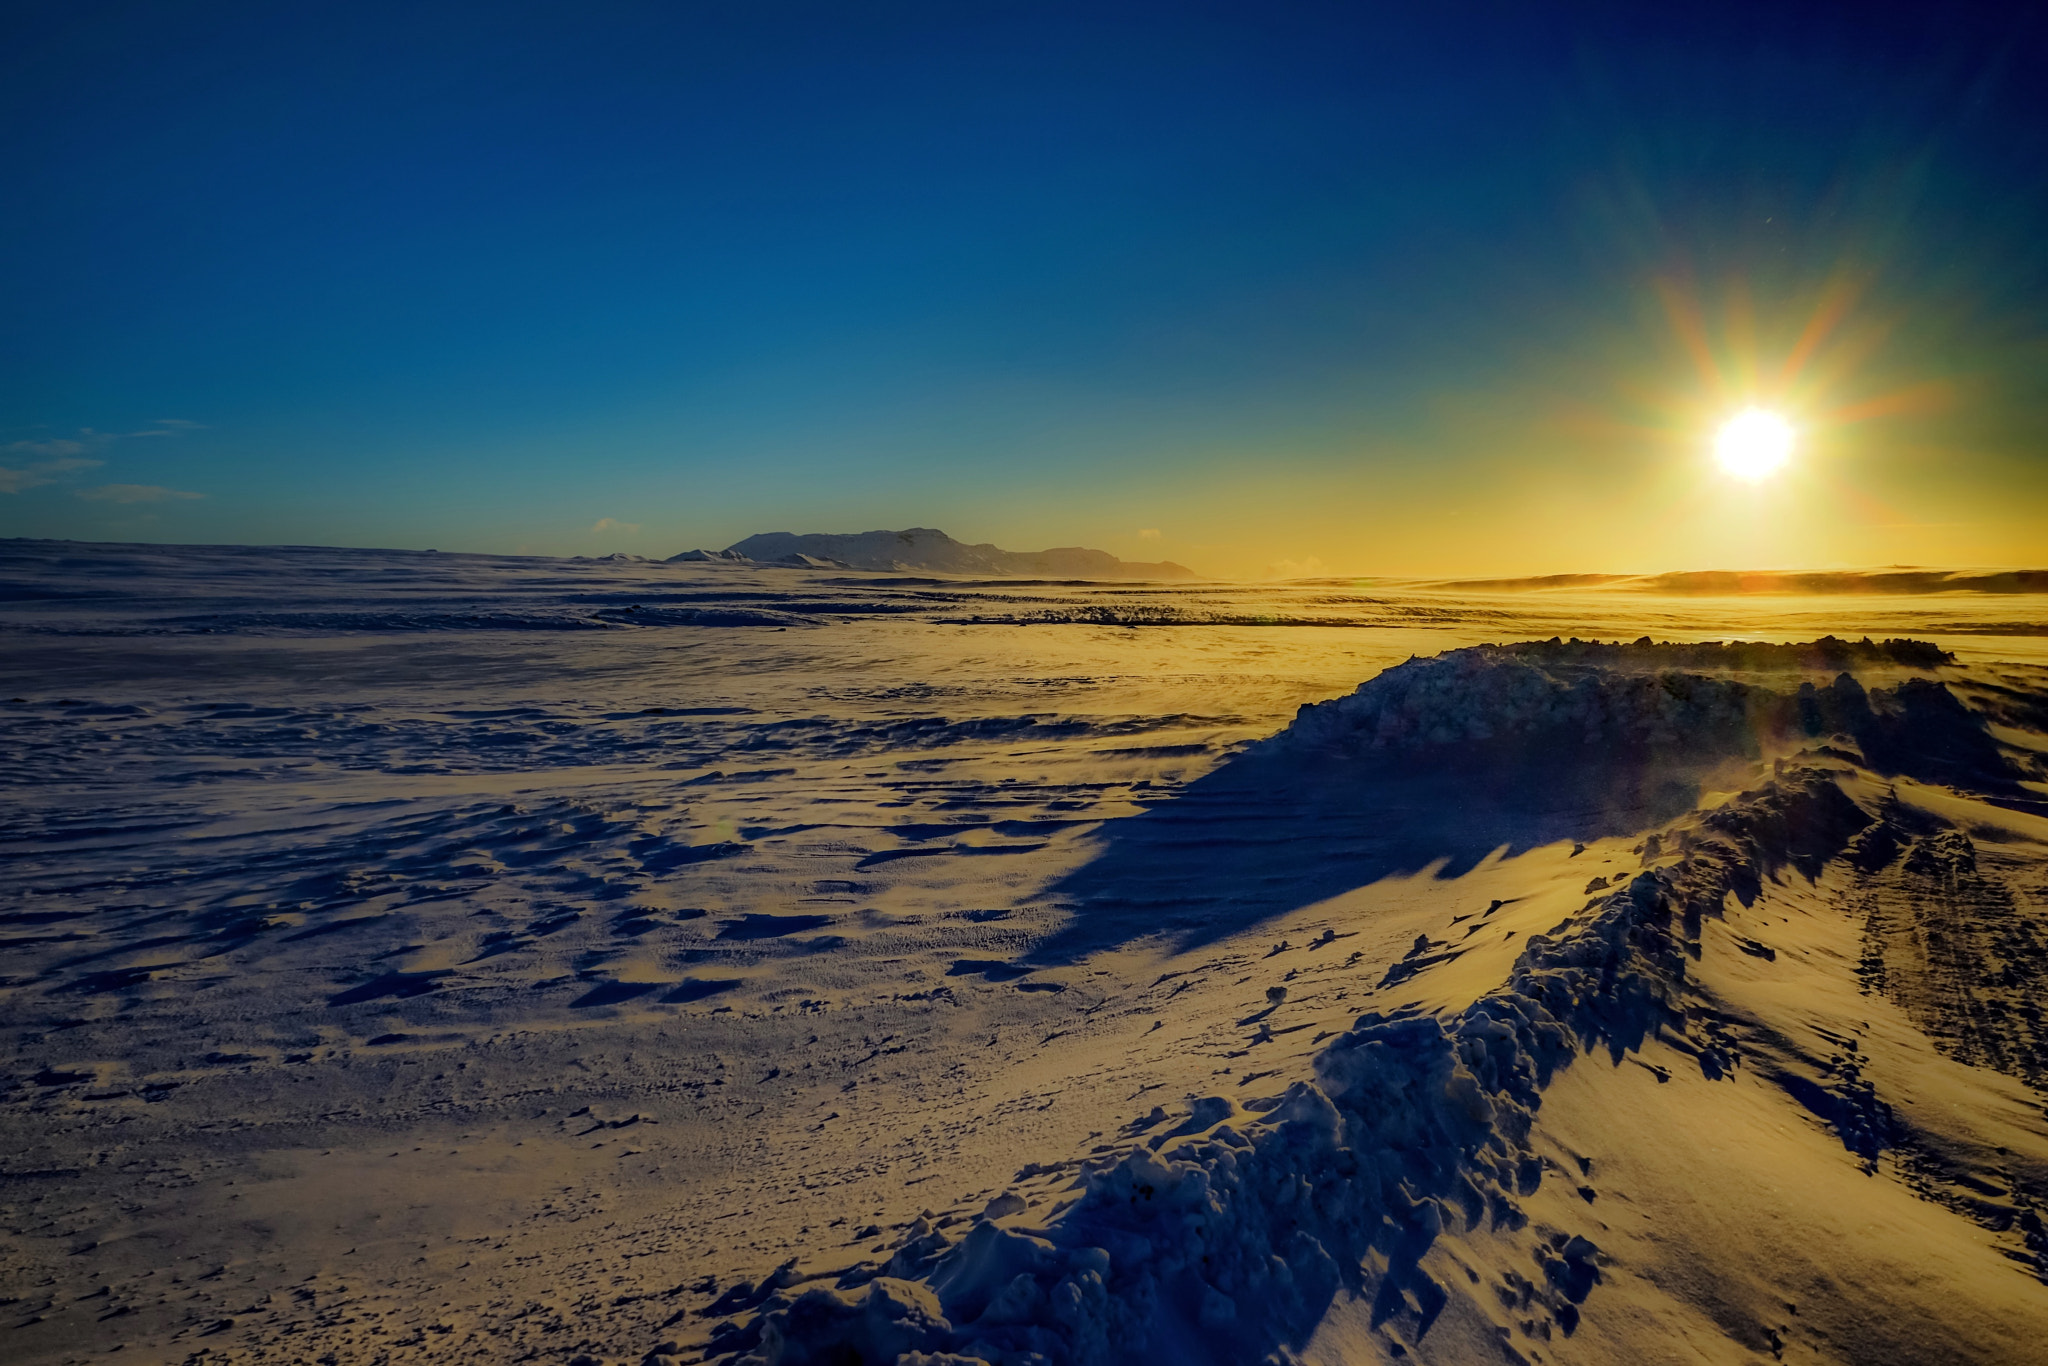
[6,541,2048,1366]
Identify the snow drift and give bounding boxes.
[708,770,1878,1365]
[1275,637,2017,794]
[701,639,2027,1366]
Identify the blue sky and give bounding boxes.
[4,2,2045,575]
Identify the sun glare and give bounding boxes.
[1714,408,1794,481]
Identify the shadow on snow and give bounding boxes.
[1028,745,1706,965]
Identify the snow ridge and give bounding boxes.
[1273,641,2006,795]
[708,766,1879,1366]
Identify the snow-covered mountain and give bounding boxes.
[669,527,1196,579]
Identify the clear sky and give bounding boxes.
[4,2,2045,577]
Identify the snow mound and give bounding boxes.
[1274,639,2010,790]
[711,762,1885,1365]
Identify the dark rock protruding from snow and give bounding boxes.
[708,528,1196,580]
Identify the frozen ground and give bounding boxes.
[3,539,2047,1365]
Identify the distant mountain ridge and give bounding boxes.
[1422,568,2048,595]
[668,527,1196,579]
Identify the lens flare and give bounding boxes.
[1714,408,1794,481]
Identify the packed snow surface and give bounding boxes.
[4,538,2048,1366]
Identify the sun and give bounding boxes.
[1714,408,1795,481]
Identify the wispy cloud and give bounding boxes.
[1137,527,1162,540]
[78,483,203,504]
[3,420,204,495]
[591,517,642,535]
[5,437,89,458]
[0,454,105,494]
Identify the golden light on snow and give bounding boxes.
[1714,407,1795,481]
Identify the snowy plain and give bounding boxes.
[4,539,2048,1366]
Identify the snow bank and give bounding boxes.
[1274,640,2010,792]
[706,758,1887,1365]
